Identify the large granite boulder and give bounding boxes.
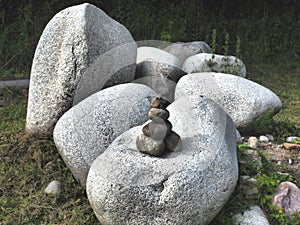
[53,83,156,186]
[175,73,282,134]
[164,41,212,66]
[26,3,137,135]
[87,94,238,225]
[134,47,186,102]
[182,53,246,77]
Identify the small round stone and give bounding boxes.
[165,131,181,152]
[136,134,166,156]
[148,108,170,120]
[142,121,172,140]
[151,95,171,109]
[44,180,61,195]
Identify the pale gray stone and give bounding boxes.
[259,135,269,143]
[53,83,156,186]
[248,137,259,149]
[164,41,212,66]
[182,53,246,77]
[266,134,274,142]
[134,47,186,102]
[26,3,137,135]
[44,180,61,195]
[175,72,282,134]
[233,206,270,225]
[86,94,238,225]
[286,136,299,143]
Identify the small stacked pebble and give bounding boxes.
[136,95,181,156]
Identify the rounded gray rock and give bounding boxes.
[136,134,166,156]
[44,180,61,195]
[165,131,181,152]
[148,108,170,120]
[175,72,282,134]
[134,47,186,102]
[87,94,238,225]
[164,41,212,67]
[53,83,156,186]
[26,3,137,135]
[151,95,171,109]
[142,120,172,140]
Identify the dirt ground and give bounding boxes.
[247,140,300,182]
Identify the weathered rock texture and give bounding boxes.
[26,3,137,135]
[182,53,246,77]
[53,83,156,186]
[87,94,238,225]
[164,41,212,66]
[233,206,270,225]
[175,72,282,134]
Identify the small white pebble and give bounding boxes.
[288,159,293,165]
[286,136,299,143]
[248,136,259,149]
[259,135,269,143]
[44,180,61,195]
[277,172,290,176]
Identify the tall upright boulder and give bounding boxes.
[26,3,137,135]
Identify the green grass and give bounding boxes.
[0,88,98,224]
[0,68,30,79]
[247,57,300,129]
[0,58,300,224]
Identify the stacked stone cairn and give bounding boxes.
[136,95,181,156]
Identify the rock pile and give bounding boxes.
[136,95,181,156]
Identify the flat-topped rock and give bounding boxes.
[86,94,238,225]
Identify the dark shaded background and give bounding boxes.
[0,0,299,74]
